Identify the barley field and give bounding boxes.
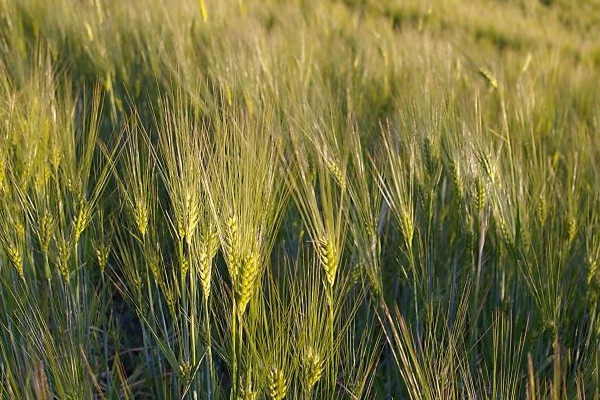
[1,0,600,398]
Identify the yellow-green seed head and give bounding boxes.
[39,212,53,254]
[318,236,338,287]
[267,367,287,400]
[567,217,578,245]
[400,210,414,248]
[225,215,240,278]
[184,190,200,244]
[73,200,91,243]
[498,218,514,252]
[15,221,25,240]
[198,244,212,299]
[478,67,498,90]
[236,252,260,315]
[199,228,219,299]
[475,178,486,216]
[57,237,71,281]
[481,153,497,184]
[134,199,148,238]
[6,243,23,278]
[176,214,186,240]
[180,257,189,276]
[179,361,191,387]
[94,242,110,274]
[50,143,61,173]
[327,158,345,189]
[160,281,176,315]
[303,346,324,391]
[449,159,463,202]
[537,195,547,225]
[148,251,161,284]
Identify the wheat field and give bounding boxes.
[1,0,600,399]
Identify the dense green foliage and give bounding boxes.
[1,0,600,398]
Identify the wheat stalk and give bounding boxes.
[238,368,258,400]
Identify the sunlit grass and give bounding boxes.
[1,0,600,398]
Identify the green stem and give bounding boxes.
[102,274,110,393]
[178,237,188,364]
[231,301,238,399]
[189,250,198,398]
[204,294,214,400]
[327,284,335,399]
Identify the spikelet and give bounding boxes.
[475,177,486,216]
[160,280,176,317]
[72,199,91,243]
[478,67,498,90]
[303,346,324,392]
[497,218,516,259]
[38,212,53,255]
[449,159,464,203]
[21,160,32,191]
[134,199,148,239]
[93,240,110,275]
[50,141,61,175]
[498,218,510,246]
[225,215,240,279]
[184,190,200,245]
[65,177,74,194]
[350,264,362,286]
[198,244,212,299]
[267,366,287,400]
[180,257,189,277]
[198,228,218,300]
[480,153,497,185]
[400,209,415,249]
[176,212,186,240]
[147,244,161,284]
[6,243,23,278]
[326,158,345,189]
[318,235,338,288]
[33,167,47,193]
[236,252,260,315]
[567,217,578,245]
[537,194,547,225]
[57,236,71,281]
[207,227,220,258]
[179,361,192,388]
[15,220,24,239]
